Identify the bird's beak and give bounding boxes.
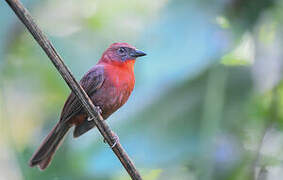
[130,49,147,58]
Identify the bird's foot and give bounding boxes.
[111,133,119,148]
[96,106,102,114]
[103,132,120,148]
[87,116,94,121]
[87,106,102,121]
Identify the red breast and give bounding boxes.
[92,61,135,119]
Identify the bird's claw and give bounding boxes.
[87,106,102,121]
[96,106,102,114]
[111,134,119,148]
[87,116,94,121]
[103,132,119,148]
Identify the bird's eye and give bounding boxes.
[118,47,126,55]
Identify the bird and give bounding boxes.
[29,42,146,170]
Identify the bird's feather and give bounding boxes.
[60,66,105,124]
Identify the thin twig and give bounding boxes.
[5,0,142,179]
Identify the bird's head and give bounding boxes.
[100,43,146,65]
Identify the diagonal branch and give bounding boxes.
[5,0,142,179]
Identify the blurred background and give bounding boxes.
[1,0,283,179]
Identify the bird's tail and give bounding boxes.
[29,122,71,170]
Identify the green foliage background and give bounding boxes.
[1,0,283,179]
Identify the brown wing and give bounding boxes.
[59,66,105,124]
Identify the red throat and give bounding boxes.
[99,59,135,72]
[120,59,135,72]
